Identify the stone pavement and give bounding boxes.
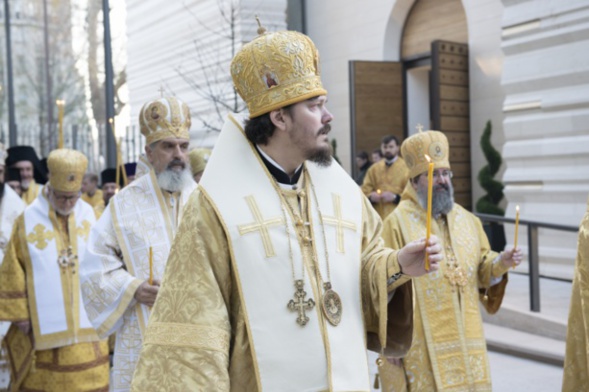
[489,351,563,391]
[486,271,571,390]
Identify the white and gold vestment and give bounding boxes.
[0,190,108,391]
[130,114,414,391]
[80,168,196,392]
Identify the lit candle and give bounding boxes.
[56,99,65,149]
[425,155,434,271]
[149,246,153,285]
[376,188,383,212]
[514,205,520,249]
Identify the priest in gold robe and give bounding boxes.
[81,173,104,209]
[6,146,46,205]
[361,135,409,220]
[0,148,108,392]
[381,130,523,391]
[562,195,589,390]
[131,26,443,392]
[80,96,197,392]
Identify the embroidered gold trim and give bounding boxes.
[144,322,230,353]
[237,195,285,258]
[321,193,357,253]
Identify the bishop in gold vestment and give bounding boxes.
[361,136,409,220]
[0,149,108,392]
[381,130,522,391]
[131,27,442,392]
[80,96,196,392]
[562,195,589,390]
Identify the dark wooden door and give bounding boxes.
[349,61,404,177]
[430,40,471,210]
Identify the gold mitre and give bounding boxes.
[230,20,327,118]
[401,130,450,178]
[47,149,88,192]
[139,96,191,145]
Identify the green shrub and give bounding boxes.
[476,120,504,215]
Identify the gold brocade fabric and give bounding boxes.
[21,183,41,206]
[131,186,413,391]
[361,159,409,221]
[562,197,589,390]
[17,341,109,392]
[82,190,104,209]
[0,215,36,322]
[93,203,105,220]
[0,215,107,391]
[381,184,508,392]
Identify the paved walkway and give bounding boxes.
[489,351,563,391]
[487,271,570,391]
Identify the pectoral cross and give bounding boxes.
[416,123,424,133]
[158,85,165,97]
[444,256,468,292]
[287,280,315,326]
[58,246,77,271]
[322,194,357,253]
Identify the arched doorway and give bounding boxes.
[402,0,471,209]
[349,0,472,208]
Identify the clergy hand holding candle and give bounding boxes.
[498,205,524,269]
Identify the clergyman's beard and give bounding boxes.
[156,163,192,192]
[306,124,333,167]
[416,181,454,216]
[21,179,31,191]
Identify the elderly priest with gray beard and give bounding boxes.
[80,96,197,392]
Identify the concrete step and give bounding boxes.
[481,303,567,341]
[484,323,565,367]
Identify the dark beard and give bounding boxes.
[307,124,333,167]
[417,182,454,216]
[0,181,4,201]
[308,147,333,167]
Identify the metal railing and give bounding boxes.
[475,213,578,312]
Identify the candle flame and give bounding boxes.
[377,189,381,194]
[516,205,520,213]
[424,154,432,163]
[56,99,65,106]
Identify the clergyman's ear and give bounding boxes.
[269,109,288,133]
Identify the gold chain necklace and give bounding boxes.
[271,169,342,326]
[269,176,316,327]
[306,171,343,326]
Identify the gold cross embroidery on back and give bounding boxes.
[322,194,357,253]
[238,195,285,258]
[26,224,56,250]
